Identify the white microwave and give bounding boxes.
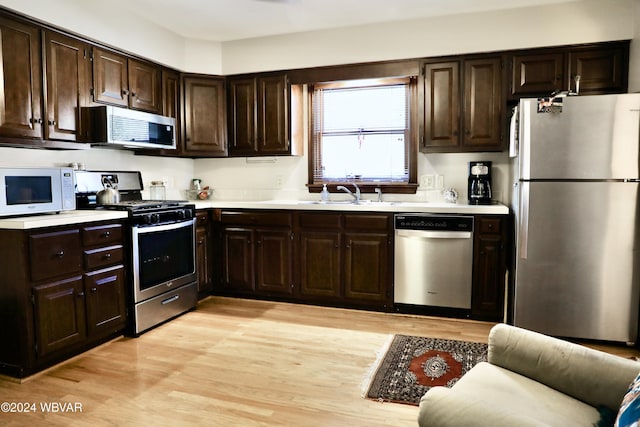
[0,168,76,217]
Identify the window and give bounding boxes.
[309,77,417,193]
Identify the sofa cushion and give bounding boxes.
[616,372,640,427]
[419,362,600,427]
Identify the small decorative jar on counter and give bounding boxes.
[150,180,166,200]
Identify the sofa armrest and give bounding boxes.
[418,386,542,427]
[488,323,640,411]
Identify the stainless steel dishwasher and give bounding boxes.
[394,214,474,309]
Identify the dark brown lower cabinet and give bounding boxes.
[196,210,213,297]
[33,276,87,358]
[0,220,127,378]
[343,232,389,303]
[216,210,393,309]
[255,229,293,294]
[297,212,393,308]
[472,216,509,321]
[219,211,293,296]
[299,230,341,298]
[84,265,126,338]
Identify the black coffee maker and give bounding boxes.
[468,161,492,204]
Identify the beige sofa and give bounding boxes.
[418,323,640,427]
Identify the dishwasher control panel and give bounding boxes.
[394,214,474,232]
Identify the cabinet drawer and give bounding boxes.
[84,245,124,270]
[83,224,123,246]
[344,214,390,231]
[477,217,502,234]
[220,211,292,227]
[30,229,82,282]
[298,213,341,229]
[196,211,209,227]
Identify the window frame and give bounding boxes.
[307,76,418,194]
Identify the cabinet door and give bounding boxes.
[510,52,565,97]
[128,58,162,113]
[33,276,86,358]
[472,217,506,321]
[44,31,91,142]
[92,47,128,107]
[422,61,460,150]
[0,16,43,139]
[462,57,503,150]
[343,232,390,303]
[184,76,227,155]
[222,227,254,292]
[255,229,292,294]
[299,231,341,299]
[568,45,627,94]
[162,69,180,148]
[84,265,126,338]
[196,224,212,295]
[228,78,258,154]
[257,75,289,154]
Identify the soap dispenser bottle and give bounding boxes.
[320,184,330,202]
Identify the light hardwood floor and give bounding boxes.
[1,296,638,426]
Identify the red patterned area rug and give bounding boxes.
[362,335,488,406]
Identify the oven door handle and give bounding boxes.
[133,218,196,234]
[161,294,180,305]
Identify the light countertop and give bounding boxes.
[0,200,509,230]
[0,210,129,230]
[191,200,510,215]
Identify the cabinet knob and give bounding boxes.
[102,231,111,237]
[48,120,56,126]
[103,253,112,259]
[131,92,137,97]
[122,89,129,96]
[76,291,85,297]
[90,287,97,293]
[56,250,65,258]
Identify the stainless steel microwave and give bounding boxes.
[84,105,176,150]
[0,168,76,217]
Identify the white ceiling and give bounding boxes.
[111,0,583,42]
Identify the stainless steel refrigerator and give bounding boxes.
[511,93,640,344]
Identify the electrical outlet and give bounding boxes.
[275,175,283,189]
[420,174,435,189]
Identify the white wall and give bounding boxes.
[0,0,637,203]
[0,0,223,74]
[221,0,634,74]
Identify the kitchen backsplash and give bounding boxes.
[0,146,510,204]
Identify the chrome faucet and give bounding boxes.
[336,183,361,203]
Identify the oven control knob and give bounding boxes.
[151,213,160,224]
[143,214,153,225]
[177,209,186,220]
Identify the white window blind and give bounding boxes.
[311,79,410,183]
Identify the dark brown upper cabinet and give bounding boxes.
[44,30,92,142]
[162,69,181,148]
[92,47,162,114]
[509,41,629,98]
[422,56,504,153]
[0,16,43,139]
[183,75,227,156]
[228,73,298,156]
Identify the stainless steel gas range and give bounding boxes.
[75,170,197,335]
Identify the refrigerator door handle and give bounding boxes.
[518,182,529,259]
